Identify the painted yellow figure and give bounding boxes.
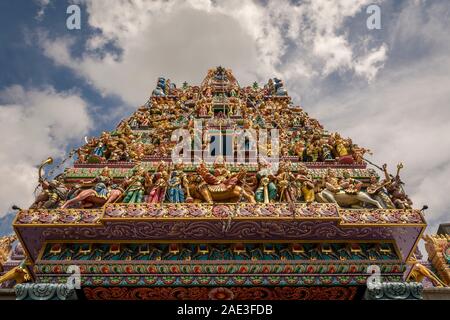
[406,262,448,287]
[0,262,31,286]
[296,164,315,203]
[334,134,349,157]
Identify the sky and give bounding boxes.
[0,0,449,240]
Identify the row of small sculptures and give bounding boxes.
[31,158,412,211]
[76,105,369,165]
[151,67,287,98]
[41,242,397,262]
[76,120,174,163]
[75,66,370,165]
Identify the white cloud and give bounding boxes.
[312,55,450,227]
[34,0,450,240]
[309,0,450,235]
[39,0,387,107]
[0,86,92,216]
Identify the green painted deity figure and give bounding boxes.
[123,164,146,203]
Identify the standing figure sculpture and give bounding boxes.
[276,162,296,202]
[295,164,316,203]
[255,161,277,203]
[366,169,395,209]
[383,163,413,209]
[122,164,146,203]
[321,138,335,161]
[146,161,169,203]
[166,162,190,203]
[31,157,70,209]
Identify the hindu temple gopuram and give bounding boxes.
[1,66,448,300]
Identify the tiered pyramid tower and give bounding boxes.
[4,67,429,300]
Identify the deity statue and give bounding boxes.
[152,77,166,97]
[61,166,123,208]
[31,157,70,209]
[339,170,363,195]
[275,162,296,202]
[305,141,320,162]
[190,159,255,203]
[320,138,335,161]
[255,161,277,203]
[94,167,113,198]
[276,78,288,96]
[292,140,305,159]
[146,161,169,203]
[122,164,146,203]
[366,172,395,209]
[295,164,316,203]
[333,133,349,157]
[166,162,190,203]
[91,132,110,160]
[198,102,209,117]
[351,145,371,163]
[383,163,413,209]
[204,86,213,98]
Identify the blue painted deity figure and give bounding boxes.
[152,77,166,96]
[92,142,106,157]
[166,171,185,203]
[166,163,189,203]
[273,78,287,96]
[92,167,113,199]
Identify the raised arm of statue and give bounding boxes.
[382,163,391,183]
[396,162,404,179]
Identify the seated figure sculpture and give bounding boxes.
[190,158,255,203]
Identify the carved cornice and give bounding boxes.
[364,282,423,300]
[15,283,77,300]
[14,203,425,226]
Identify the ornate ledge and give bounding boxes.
[66,165,374,179]
[35,274,404,288]
[13,203,425,226]
[15,209,102,226]
[104,202,338,220]
[15,283,77,300]
[339,209,425,226]
[364,282,423,300]
[34,261,404,276]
